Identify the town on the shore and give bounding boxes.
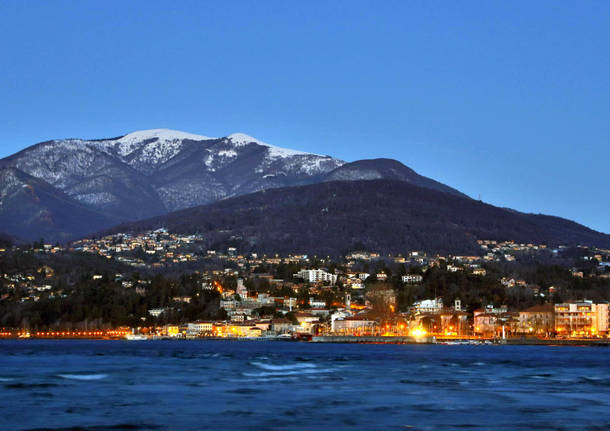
[1,229,610,343]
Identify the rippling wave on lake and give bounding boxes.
[1,340,609,431]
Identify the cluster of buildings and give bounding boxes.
[72,229,205,268]
[2,230,610,341]
[471,300,610,338]
[11,229,609,281]
[70,229,315,270]
[147,296,610,341]
[146,274,610,340]
[323,296,610,340]
[0,265,64,303]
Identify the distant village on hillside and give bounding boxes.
[1,229,609,342]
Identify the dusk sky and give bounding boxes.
[2,1,608,233]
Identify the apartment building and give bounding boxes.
[555,301,609,336]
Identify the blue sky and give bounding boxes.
[1,1,609,233]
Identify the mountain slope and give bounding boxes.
[0,129,344,218]
[322,158,467,197]
[0,137,168,220]
[106,180,610,256]
[0,167,120,242]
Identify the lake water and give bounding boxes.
[0,340,609,430]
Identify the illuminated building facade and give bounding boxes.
[554,302,609,337]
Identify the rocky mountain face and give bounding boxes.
[109,180,610,256]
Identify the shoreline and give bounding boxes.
[1,335,609,346]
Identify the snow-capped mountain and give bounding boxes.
[2,128,607,251]
[1,128,480,242]
[1,129,344,222]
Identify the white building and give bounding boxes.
[555,301,609,336]
[187,322,213,334]
[148,308,166,317]
[334,316,376,334]
[309,297,327,308]
[402,274,423,284]
[446,265,463,272]
[294,269,337,285]
[236,278,248,298]
[413,298,443,314]
[330,310,351,331]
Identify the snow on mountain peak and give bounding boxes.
[105,129,215,162]
[102,129,320,160]
[117,129,215,144]
[226,133,316,158]
[226,133,264,146]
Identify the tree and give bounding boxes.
[366,282,396,324]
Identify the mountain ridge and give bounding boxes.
[0,129,346,223]
[104,179,610,256]
[0,129,470,241]
[3,128,604,250]
[322,158,467,198]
